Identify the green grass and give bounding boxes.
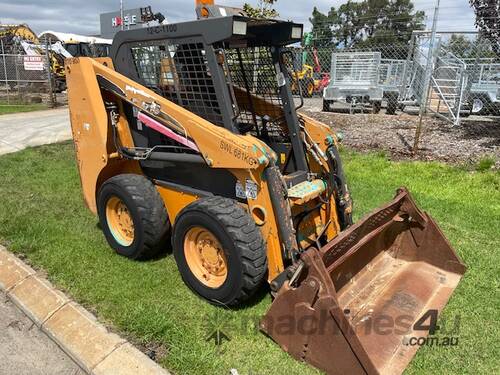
[0,103,48,115]
[0,142,498,375]
[475,156,496,172]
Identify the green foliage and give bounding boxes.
[310,7,333,48]
[446,34,474,58]
[475,156,495,171]
[469,0,500,54]
[243,0,279,19]
[329,0,366,48]
[443,34,498,59]
[0,103,47,115]
[309,0,425,48]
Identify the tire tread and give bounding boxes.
[175,196,267,305]
[101,174,169,259]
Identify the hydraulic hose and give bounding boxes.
[326,145,353,229]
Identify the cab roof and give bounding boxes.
[111,15,303,50]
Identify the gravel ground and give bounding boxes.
[300,98,500,169]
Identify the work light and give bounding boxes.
[233,20,247,36]
[291,26,303,39]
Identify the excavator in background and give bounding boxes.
[291,34,330,97]
[312,48,331,93]
[291,62,316,97]
[0,24,67,91]
[0,24,38,50]
[65,1,466,374]
[38,31,112,58]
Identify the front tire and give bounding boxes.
[97,174,170,260]
[172,197,267,306]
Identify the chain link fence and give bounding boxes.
[0,40,57,108]
[290,31,500,125]
[2,27,498,127]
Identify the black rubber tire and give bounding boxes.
[172,196,267,306]
[97,174,170,260]
[372,100,382,114]
[323,99,332,112]
[55,79,67,93]
[470,96,491,116]
[386,95,398,115]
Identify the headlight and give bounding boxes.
[291,26,303,39]
[233,20,247,36]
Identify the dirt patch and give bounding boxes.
[135,340,169,363]
[301,104,500,168]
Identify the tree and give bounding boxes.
[309,0,425,51]
[362,0,425,46]
[445,34,474,58]
[469,0,500,54]
[330,0,366,48]
[310,7,333,47]
[243,0,279,19]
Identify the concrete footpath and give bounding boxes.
[0,291,85,375]
[0,246,170,374]
[0,107,78,374]
[0,107,71,155]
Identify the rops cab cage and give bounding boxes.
[111,16,310,174]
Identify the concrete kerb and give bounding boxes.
[0,245,170,375]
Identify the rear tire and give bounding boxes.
[172,196,267,306]
[386,95,398,115]
[97,174,170,260]
[372,100,382,114]
[323,99,332,112]
[470,96,490,116]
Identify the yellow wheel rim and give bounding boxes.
[106,196,135,246]
[184,226,228,288]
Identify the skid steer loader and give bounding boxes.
[66,11,465,375]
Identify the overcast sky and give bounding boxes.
[0,0,477,36]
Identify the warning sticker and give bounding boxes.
[23,56,44,71]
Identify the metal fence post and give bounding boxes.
[401,33,416,100]
[413,0,440,153]
[45,37,56,108]
[14,50,21,101]
[1,39,9,104]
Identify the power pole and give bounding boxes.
[412,0,440,153]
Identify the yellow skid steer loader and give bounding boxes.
[66,12,465,375]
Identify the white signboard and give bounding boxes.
[23,56,44,71]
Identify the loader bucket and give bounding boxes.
[261,188,465,375]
